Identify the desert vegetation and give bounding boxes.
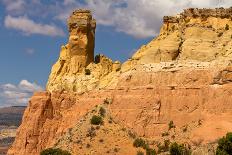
[90,115,103,125]
[40,148,71,155]
[216,132,232,155]
[133,138,156,155]
[169,142,191,155]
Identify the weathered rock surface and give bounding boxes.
[8,8,232,155]
[47,9,100,92]
[46,10,123,93]
[128,8,232,71]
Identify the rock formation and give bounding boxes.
[128,8,232,68]
[67,9,96,66]
[8,8,232,155]
[46,9,121,93]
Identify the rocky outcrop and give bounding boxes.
[8,7,232,155]
[8,66,232,154]
[67,9,96,67]
[46,9,98,92]
[46,10,121,93]
[128,8,232,72]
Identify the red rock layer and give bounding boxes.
[8,67,232,155]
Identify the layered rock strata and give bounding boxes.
[130,8,232,68]
[46,10,121,92]
[8,8,232,155]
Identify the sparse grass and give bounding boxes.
[158,140,170,153]
[168,121,175,130]
[137,151,144,155]
[133,138,157,155]
[128,130,136,139]
[99,107,106,117]
[103,98,112,104]
[40,148,71,155]
[86,127,96,138]
[162,132,169,137]
[146,148,156,155]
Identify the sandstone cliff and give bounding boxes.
[46,9,121,93]
[8,8,232,155]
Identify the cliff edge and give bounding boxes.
[8,8,232,155]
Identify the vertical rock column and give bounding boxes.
[68,9,96,73]
[46,9,96,92]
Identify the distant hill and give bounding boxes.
[0,106,26,127]
[0,106,26,154]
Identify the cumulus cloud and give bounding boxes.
[2,0,232,38]
[1,0,25,13]
[0,80,43,107]
[4,15,65,37]
[52,0,232,38]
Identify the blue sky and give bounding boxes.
[0,0,230,107]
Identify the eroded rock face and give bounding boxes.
[128,8,232,71]
[46,10,122,93]
[46,9,99,92]
[8,66,232,155]
[8,7,232,155]
[67,9,96,66]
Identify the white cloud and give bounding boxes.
[0,80,43,107]
[4,15,65,37]
[2,0,232,38]
[2,0,25,12]
[52,0,232,38]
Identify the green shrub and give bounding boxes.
[183,126,188,132]
[94,54,100,64]
[162,132,169,137]
[99,107,106,117]
[85,69,91,75]
[116,68,121,72]
[158,140,170,153]
[103,98,112,104]
[225,24,230,30]
[90,115,103,125]
[169,142,191,155]
[133,138,147,148]
[146,148,156,155]
[40,148,71,155]
[168,121,175,130]
[133,138,156,155]
[216,132,232,155]
[136,151,144,155]
[218,32,223,37]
